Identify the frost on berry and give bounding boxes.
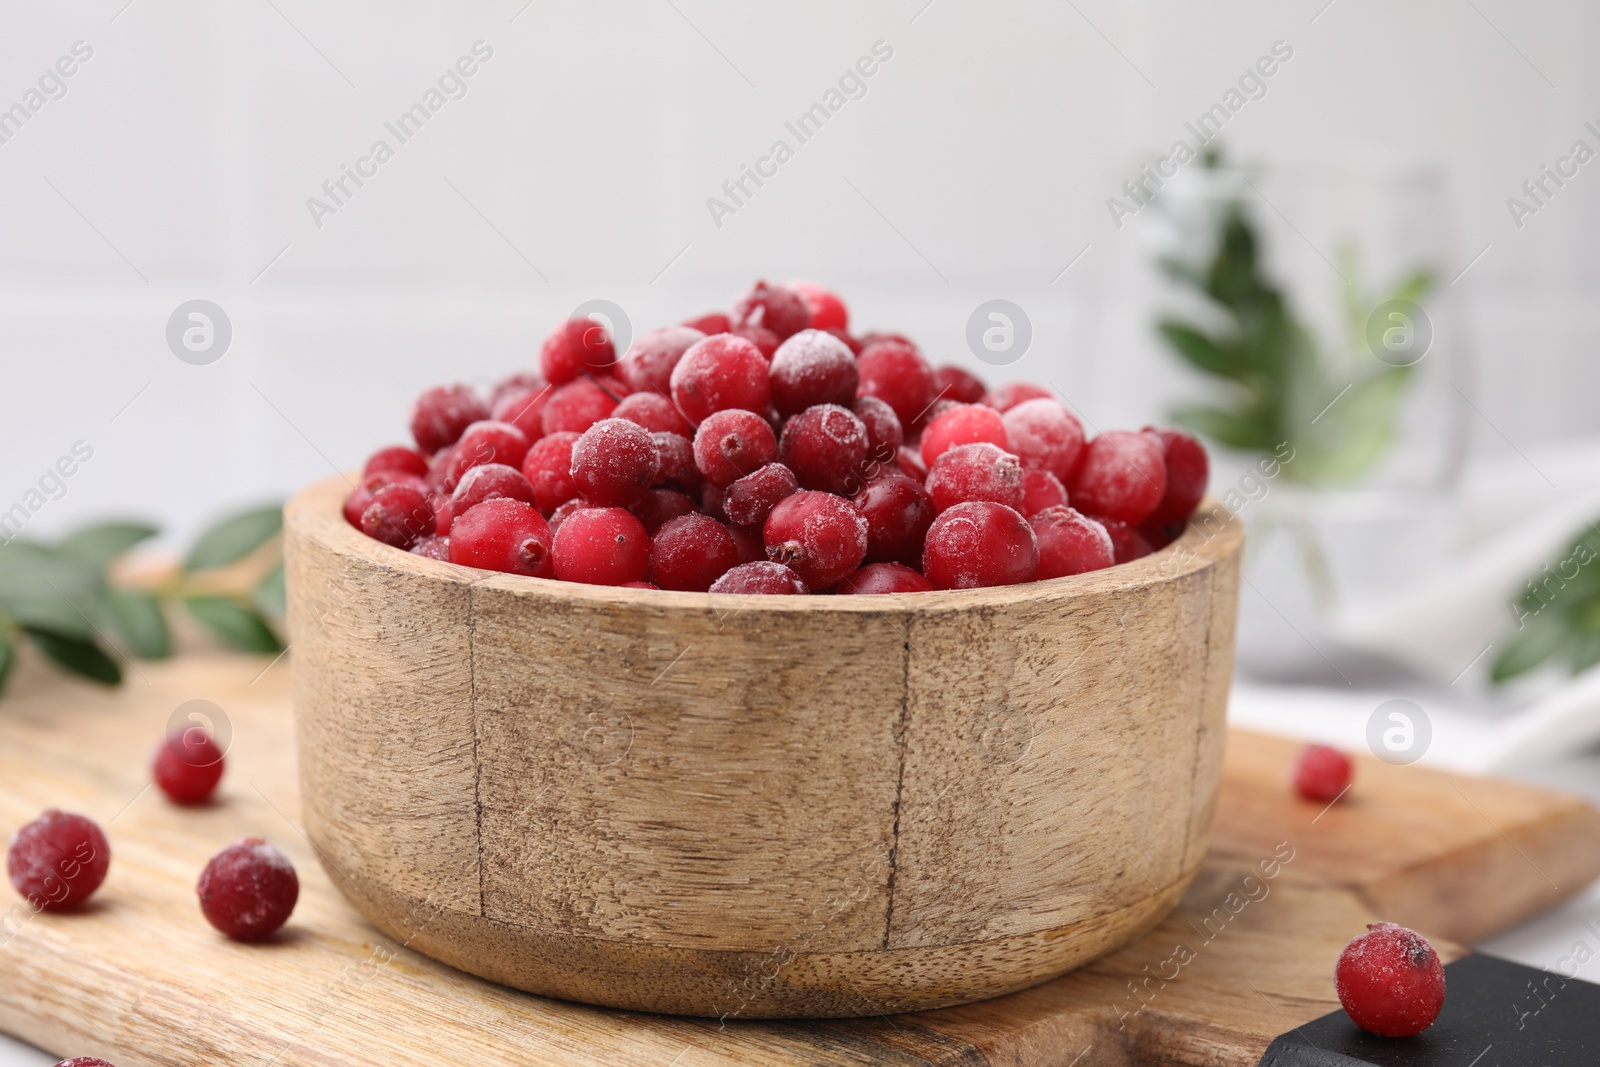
[670,334,772,425]
[778,403,869,495]
[724,463,799,528]
[1068,431,1167,524]
[571,418,661,508]
[1334,922,1445,1037]
[920,404,1010,468]
[410,384,488,455]
[693,409,778,488]
[762,491,867,591]
[923,501,1038,589]
[1030,506,1113,579]
[925,442,1026,514]
[708,560,809,595]
[197,836,299,942]
[731,280,812,341]
[769,329,858,416]
[618,325,705,396]
[649,513,740,591]
[6,809,111,911]
[1002,398,1085,482]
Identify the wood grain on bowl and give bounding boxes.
[285,474,1245,1017]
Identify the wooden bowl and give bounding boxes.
[285,474,1243,1018]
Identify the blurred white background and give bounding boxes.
[1,0,1596,546]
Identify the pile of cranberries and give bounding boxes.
[345,280,1208,592]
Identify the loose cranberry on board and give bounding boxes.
[1335,923,1446,1037]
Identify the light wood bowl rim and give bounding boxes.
[289,473,1241,610]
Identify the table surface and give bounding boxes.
[3,680,1598,1067]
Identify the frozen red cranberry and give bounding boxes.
[856,339,935,428]
[932,365,987,405]
[731,323,780,359]
[693,409,779,488]
[7,810,110,911]
[411,535,450,561]
[546,496,587,535]
[917,397,962,431]
[1021,468,1069,514]
[452,463,537,514]
[787,280,848,331]
[443,420,532,485]
[552,507,651,585]
[1335,923,1445,1037]
[670,334,771,425]
[542,377,621,437]
[197,837,298,942]
[1097,518,1154,564]
[618,325,705,396]
[613,392,694,436]
[926,442,1025,514]
[490,371,545,407]
[571,418,660,508]
[53,1059,116,1067]
[1294,743,1353,803]
[729,522,765,564]
[449,499,553,577]
[699,482,728,522]
[152,728,225,805]
[825,327,862,355]
[919,404,1010,467]
[682,311,731,335]
[732,280,811,340]
[853,474,934,565]
[1003,398,1086,482]
[430,495,455,535]
[852,396,904,465]
[838,562,933,595]
[425,445,462,495]
[364,445,429,479]
[490,385,553,442]
[923,502,1037,589]
[410,384,488,455]
[769,330,858,417]
[982,382,1052,412]
[1143,427,1209,526]
[763,491,868,591]
[709,560,809,595]
[343,470,423,529]
[896,445,928,482]
[360,483,435,549]
[724,462,799,527]
[632,488,696,534]
[649,513,739,591]
[779,404,869,495]
[650,431,702,493]
[521,431,581,511]
[1030,506,1113,579]
[540,318,617,383]
[1068,431,1168,524]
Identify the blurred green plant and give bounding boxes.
[1156,150,1434,485]
[1492,526,1600,684]
[0,505,284,697]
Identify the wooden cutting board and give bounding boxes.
[0,652,1596,1067]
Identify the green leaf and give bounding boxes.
[1387,269,1435,307]
[105,589,172,659]
[186,596,283,653]
[26,628,121,685]
[184,506,283,571]
[0,630,13,697]
[254,561,286,618]
[54,522,159,569]
[1158,322,1241,378]
[1491,620,1569,683]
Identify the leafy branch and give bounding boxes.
[0,505,285,697]
[1492,525,1600,684]
[1155,150,1434,485]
